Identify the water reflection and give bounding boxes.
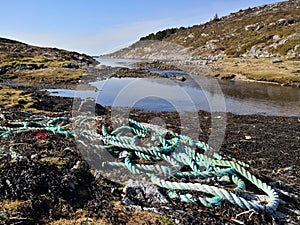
[96,57,145,68]
[46,76,300,117]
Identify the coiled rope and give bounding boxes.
[0,115,280,212]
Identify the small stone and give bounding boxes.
[273,35,280,40]
[176,76,186,81]
[0,114,5,121]
[255,24,264,31]
[30,154,39,160]
[272,59,282,63]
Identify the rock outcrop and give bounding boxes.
[0,37,97,75]
[106,0,300,60]
[0,37,98,84]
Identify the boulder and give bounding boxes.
[277,19,288,26]
[122,180,169,207]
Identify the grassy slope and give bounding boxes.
[0,38,97,110]
[166,1,300,57]
[212,57,300,85]
[112,0,300,85]
[0,37,95,84]
[165,0,300,85]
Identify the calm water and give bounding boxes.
[47,75,300,117]
[96,57,145,68]
[45,57,300,117]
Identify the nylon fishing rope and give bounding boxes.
[0,115,280,212]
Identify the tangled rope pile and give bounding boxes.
[0,115,280,213]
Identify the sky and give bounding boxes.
[1,0,284,56]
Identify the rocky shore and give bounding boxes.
[1,63,300,224]
[0,107,299,225]
[1,36,300,224]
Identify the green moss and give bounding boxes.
[13,67,84,84]
[0,85,36,109]
[1,200,30,212]
[0,54,75,68]
[40,157,69,166]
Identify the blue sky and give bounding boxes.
[1,0,283,55]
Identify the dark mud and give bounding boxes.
[0,104,299,224]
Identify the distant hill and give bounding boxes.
[107,0,300,60]
[0,37,97,84]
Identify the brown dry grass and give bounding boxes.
[46,202,175,225]
[0,199,30,213]
[0,85,36,109]
[212,57,300,84]
[10,67,85,84]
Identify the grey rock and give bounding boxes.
[122,180,169,206]
[245,24,256,31]
[294,44,300,52]
[0,66,8,74]
[176,76,186,81]
[248,46,259,57]
[281,83,289,86]
[278,39,287,45]
[62,63,79,69]
[277,18,288,26]
[255,24,264,31]
[272,59,283,63]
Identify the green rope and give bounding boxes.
[0,116,74,138]
[0,115,280,213]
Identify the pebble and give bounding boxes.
[176,76,186,81]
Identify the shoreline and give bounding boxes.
[0,106,299,224]
[106,56,300,88]
[1,63,299,118]
[0,61,299,224]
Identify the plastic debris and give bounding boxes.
[36,132,47,140]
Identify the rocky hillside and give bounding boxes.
[106,0,300,86]
[108,0,300,60]
[0,37,97,84]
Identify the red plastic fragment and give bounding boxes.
[36,132,47,140]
